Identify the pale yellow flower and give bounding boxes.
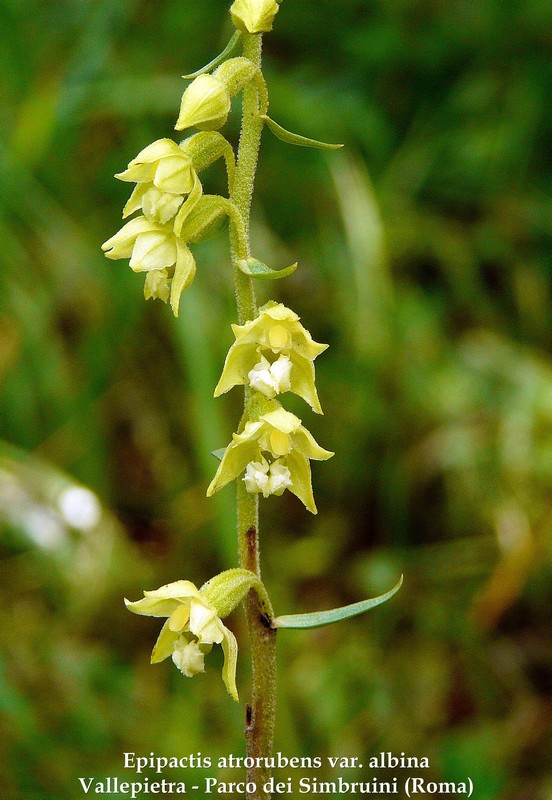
[125,580,239,700]
[207,405,333,513]
[101,216,196,316]
[215,302,328,413]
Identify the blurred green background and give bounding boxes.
[1,0,551,797]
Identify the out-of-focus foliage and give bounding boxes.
[0,0,551,798]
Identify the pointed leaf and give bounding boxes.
[262,115,343,150]
[238,257,298,281]
[211,448,227,461]
[183,31,242,79]
[272,575,403,629]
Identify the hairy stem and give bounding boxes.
[228,31,277,800]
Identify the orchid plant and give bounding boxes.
[103,2,401,798]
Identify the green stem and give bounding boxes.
[228,32,277,800]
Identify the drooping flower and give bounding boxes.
[115,139,202,228]
[230,0,280,34]
[116,139,196,194]
[214,302,328,413]
[207,405,333,513]
[101,216,196,316]
[125,580,239,700]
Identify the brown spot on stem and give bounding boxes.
[260,612,271,628]
[245,526,257,570]
[245,703,252,728]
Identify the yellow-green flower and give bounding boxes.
[115,139,201,226]
[214,302,328,413]
[175,74,231,132]
[116,139,195,194]
[207,405,333,513]
[125,580,239,701]
[230,0,280,34]
[101,216,196,316]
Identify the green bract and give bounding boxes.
[207,405,333,513]
[215,302,328,413]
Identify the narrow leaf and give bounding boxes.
[238,257,298,281]
[183,32,242,79]
[211,448,227,461]
[262,115,343,150]
[272,575,403,629]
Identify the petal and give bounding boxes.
[221,626,239,701]
[151,619,180,663]
[285,450,317,514]
[122,183,149,219]
[130,231,177,273]
[154,155,194,194]
[101,216,157,259]
[291,426,334,461]
[125,580,201,618]
[207,423,263,496]
[170,242,197,317]
[260,407,302,436]
[116,162,156,184]
[213,343,258,396]
[168,602,191,632]
[144,579,201,600]
[124,595,180,617]
[129,138,183,166]
[173,171,203,237]
[189,598,224,644]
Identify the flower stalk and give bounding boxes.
[229,31,277,799]
[104,6,401,800]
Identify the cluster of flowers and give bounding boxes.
[209,302,333,514]
[122,0,333,698]
[101,0,279,315]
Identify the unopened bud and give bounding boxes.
[230,0,280,34]
[175,74,231,132]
